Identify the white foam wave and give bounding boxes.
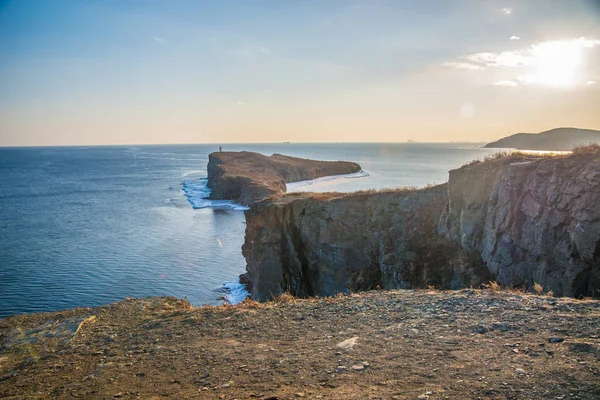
[180,169,205,178]
[286,170,370,192]
[181,179,249,210]
[222,280,249,304]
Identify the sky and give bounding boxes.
[1,0,599,146]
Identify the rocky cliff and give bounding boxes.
[242,186,490,300]
[440,150,600,297]
[207,151,361,205]
[242,149,600,300]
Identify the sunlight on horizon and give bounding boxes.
[0,1,599,146]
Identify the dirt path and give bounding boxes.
[1,289,599,399]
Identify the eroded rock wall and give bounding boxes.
[242,151,600,300]
[440,153,600,297]
[242,186,490,300]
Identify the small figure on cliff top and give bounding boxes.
[219,146,222,152]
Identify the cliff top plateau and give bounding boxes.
[1,290,599,399]
[206,151,361,205]
[484,127,600,151]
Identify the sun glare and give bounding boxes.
[529,40,584,86]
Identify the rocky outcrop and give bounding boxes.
[242,150,600,300]
[207,151,361,205]
[484,127,600,151]
[440,151,600,297]
[242,186,490,300]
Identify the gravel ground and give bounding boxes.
[1,289,599,399]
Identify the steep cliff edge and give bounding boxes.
[242,186,490,300]
[242,149,600,300]
[440,150,600,297]
[207,151,361,205]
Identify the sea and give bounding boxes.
[0,143,498,318]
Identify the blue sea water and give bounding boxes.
[0,143,497,318]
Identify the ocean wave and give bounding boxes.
[221,280,249,304]
[286,170,370,192]
[181,179,249,210]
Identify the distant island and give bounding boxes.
[484,127,600,151]
[207,151,361,205]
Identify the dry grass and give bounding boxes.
[463,151,516,166]
[283,183,442,203]
[482,280,559,296]
[533,282,544,295]
[466,143,599,168]
[238,298,265,309]
[572,142,600,154]
[483,280,501,291]
[3,291,600,399]
[463,149,568,167]
[484,150,515,162]
[272,292,298,303]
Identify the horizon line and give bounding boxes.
[0,140,491,149]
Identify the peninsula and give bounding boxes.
[206,151,362,205]
[484,127,600,151]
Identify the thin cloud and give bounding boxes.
[236,101,246,106]
[464,51,531,68]
[587,81,597,85]
[501,8,512,15]
[450,37,600,69]
[441,61,485,70]
[153,37,166,43]
[443,37,600,87]
[493,80,519,87]
[510,36,520,41]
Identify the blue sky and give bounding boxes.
[1,0,599,145]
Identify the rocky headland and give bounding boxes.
[206,151,361,205]
[242,148,600,300]
[484,127,600,151]
[1,291,599,399]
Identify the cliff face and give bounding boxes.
[440,152,600,297]
[242,186,490,300]
[242,150,600,300]
[207,152,361,205]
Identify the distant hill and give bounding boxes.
[484,127,600,151]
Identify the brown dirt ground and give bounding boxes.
[1,289,599,399]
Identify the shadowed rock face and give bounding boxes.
[242,150,600,300]
[206,151,361,205]
[242,186,490,300]
[441,151,600,297]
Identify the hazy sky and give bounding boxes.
[1,0,599,146]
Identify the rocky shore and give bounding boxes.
[243,148,600,300]
[1,290,599,399]
[206,151,361,205]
